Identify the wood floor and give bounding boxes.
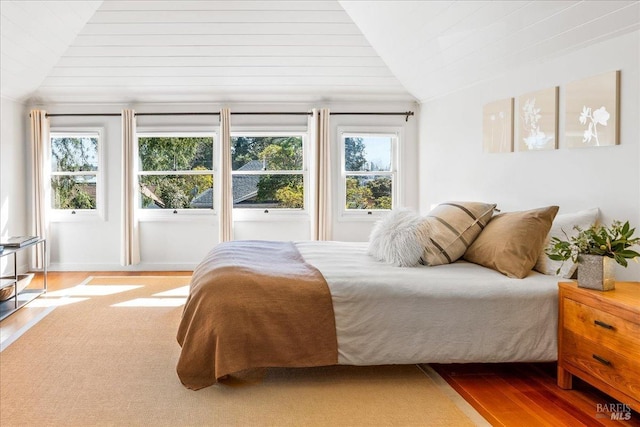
[5,272,640,427]
[432,363,639,426]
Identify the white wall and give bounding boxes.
[44,109,217,271]
[419,30,640,280]
[0,97,29,274]
[28,101,418,271]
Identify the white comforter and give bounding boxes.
[296,241,559,366]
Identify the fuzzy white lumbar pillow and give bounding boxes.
[368,208,426,267]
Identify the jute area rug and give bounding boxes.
[0,276,483,427]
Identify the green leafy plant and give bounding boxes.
[546,220,640,272]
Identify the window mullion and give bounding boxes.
[51,171,98,176]
[231,170,302,176]
[138,170,213,176]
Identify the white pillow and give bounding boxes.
[368,209,425,267]
[534,207,600,278]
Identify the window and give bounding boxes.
[137,133,215,213]
[340,130,399,216]
[50,129,104,220]
[231,133,306,212]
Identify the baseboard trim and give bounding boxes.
[47,263,197,271]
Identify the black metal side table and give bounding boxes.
[0,238,47,321]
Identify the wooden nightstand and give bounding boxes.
[557,281,640,412]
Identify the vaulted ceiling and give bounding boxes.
[1,1,638,105]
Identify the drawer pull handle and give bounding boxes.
[592,354,611,366]
[594,320,614,330]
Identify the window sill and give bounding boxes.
[338,210,389,222]
[233,209,309,222]
[50,211,105,222]
[138,209,216,222]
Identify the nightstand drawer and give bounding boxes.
[562,330,640,401]
[558,282,640,412]
[562,298,640,359]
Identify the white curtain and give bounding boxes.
[121,109,140,265]
[312,108,332,240]
[218,108,233,242]
[29,110,50,269]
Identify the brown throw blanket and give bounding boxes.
[176,240,338,390]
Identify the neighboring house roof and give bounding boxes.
[237,159,265,172]
[189,159,265,208]
[189,187,213,209]
[232,160,263,204]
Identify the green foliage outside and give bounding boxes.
[232,136,303,208]
[345,176,392,210]
[139,173,213,209]
[343,137,393,210]
[139,136,213,171]
[52,176,96,209]
[344,137,367,171]
[138,136,213,209]
[52,134,393,211]
[255,175,304,208]
[232,136,302,170]
[51,136,98,209]
[275,178,305,208]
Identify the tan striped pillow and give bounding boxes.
[419,202,496,266]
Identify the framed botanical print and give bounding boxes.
[565,70,620,148]
[482,98,513,153]
[517,87,558,151]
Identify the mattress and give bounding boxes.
[296,240,560,365]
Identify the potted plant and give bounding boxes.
[545,220,640,291]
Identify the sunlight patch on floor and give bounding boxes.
[152,286,189,297]
[111,298,186,307]
[45,285,143,297]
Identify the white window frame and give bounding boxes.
[230,128,309,222]
[337,126,402,221]
[136,128,217,221]
[49,128,105,222]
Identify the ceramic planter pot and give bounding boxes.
[577,254,615,291]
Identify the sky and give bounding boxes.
[360,136,392,170]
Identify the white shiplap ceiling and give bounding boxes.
[2,0,411,104]
[341,0,640,103]
[1,0,639,105]
[0,0,102,101]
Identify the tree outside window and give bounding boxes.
[137,135,214,210]
[343,135,395,211]
[231,135,305,209]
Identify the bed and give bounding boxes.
[176,239,560,390]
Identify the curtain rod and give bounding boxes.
[42,111,415,121]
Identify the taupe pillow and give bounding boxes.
[419,201,497,266]
[463,206,560,279]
